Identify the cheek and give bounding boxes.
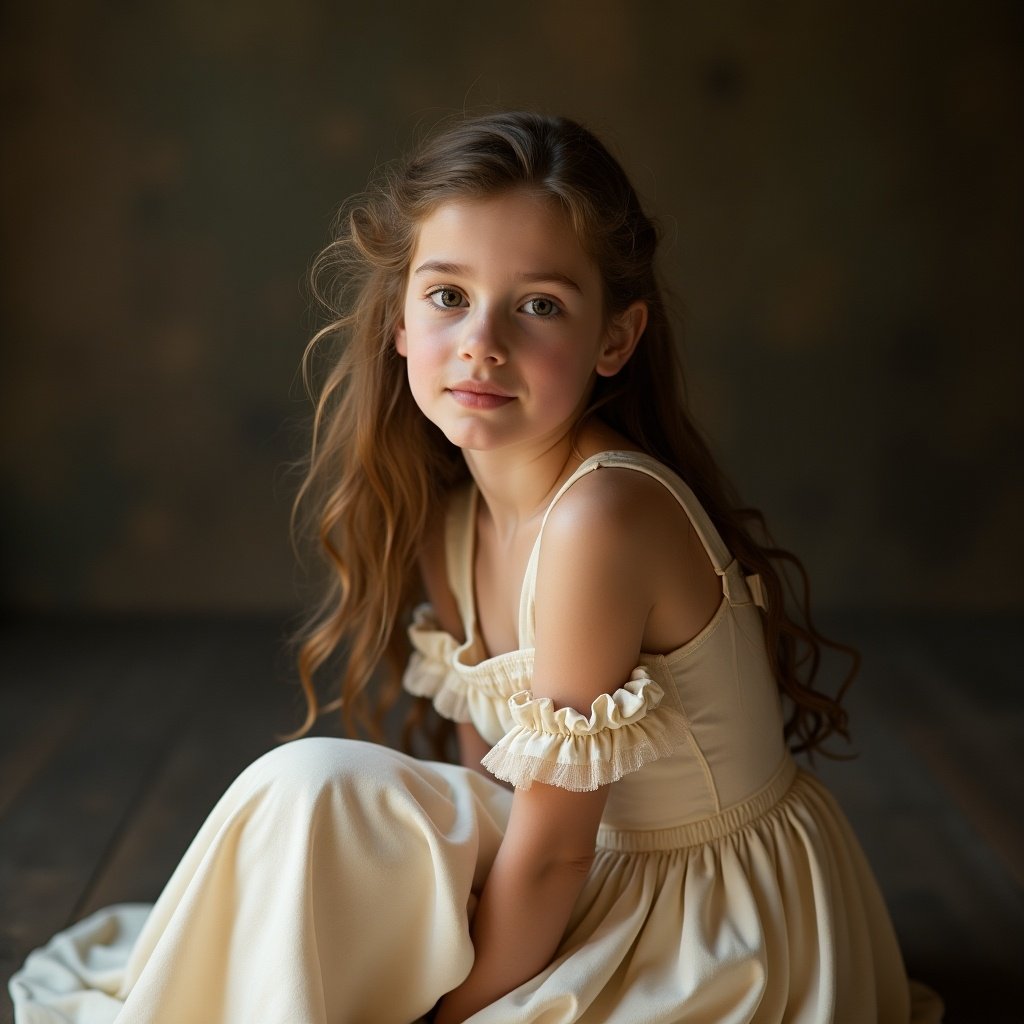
[534,345,595,393]
[404,327,444,370]
[524,344,602,417]
[401,336,444,410]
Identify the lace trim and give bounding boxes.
[402,653,471,723]
[481,707,686,792]
[432,680,471,723]
[403,606,472,723]
[504,670,664,736]
[402,650,445,698]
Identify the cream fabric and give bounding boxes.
[10,451,943,1023]
[480,672,688,791]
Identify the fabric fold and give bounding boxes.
[402,603,472,722]
[480,670,689,791]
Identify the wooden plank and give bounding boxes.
[0,620,213,998]
[77,619,445,914]
[0,695,94,823]
[3,613,1021,1023]
[859,616,1024,889]
[78,618,299,913]
[0,620,116,818]
[813,617,1023,1022]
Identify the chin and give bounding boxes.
[439,423,515,452]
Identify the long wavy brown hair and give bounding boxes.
[292,110,857,756]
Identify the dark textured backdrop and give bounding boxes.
[1,0,1021,613]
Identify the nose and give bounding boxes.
[457,310,507,365]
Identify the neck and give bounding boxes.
[464,441,578,540]
[461,418,632,538]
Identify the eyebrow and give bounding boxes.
[412,260,583,294]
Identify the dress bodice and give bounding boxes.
[403,451,792,834]
[14,449,940,1022]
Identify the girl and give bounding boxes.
[11,112,942,1023]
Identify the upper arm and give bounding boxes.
[531,469,659,714]
[501,470,665,864]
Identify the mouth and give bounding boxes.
[446,380,515,409]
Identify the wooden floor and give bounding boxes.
[1,613,1021,1023]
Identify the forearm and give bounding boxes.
[433,848,591,1023]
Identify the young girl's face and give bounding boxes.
[395,191,629,456]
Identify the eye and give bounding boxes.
[426,287,466,309]
[522,297,561,318]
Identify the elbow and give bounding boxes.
[504,840,597,883]
[537,849,596,879]
[562,852,596,877]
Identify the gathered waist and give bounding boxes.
[595,755,798,852]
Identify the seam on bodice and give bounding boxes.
[595,755,796,851]
[435,452,771,818]
[513,451,764,649]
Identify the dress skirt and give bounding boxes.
[10,737,942,1023]
[11,739,510,1024]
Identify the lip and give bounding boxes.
[446,380,515,410]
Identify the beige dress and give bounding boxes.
[10,451,943,1023]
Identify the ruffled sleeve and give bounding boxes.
[480,669,687,792]
[401,603,472,722]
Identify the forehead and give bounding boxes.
[410,191,598,285]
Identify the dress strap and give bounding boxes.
[516,451,766,647]
[443,482,478,637]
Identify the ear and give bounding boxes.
[596,300,648,378]
[394,318,408,358]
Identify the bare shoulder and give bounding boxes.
[531,467,687,710]
[536,462,720,667]
[540,463,688,571]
